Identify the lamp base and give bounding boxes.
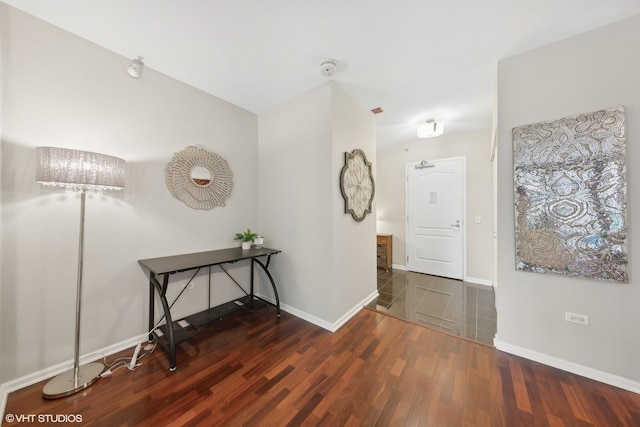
[42,362,104,399]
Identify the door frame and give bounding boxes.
[405,156,467,280]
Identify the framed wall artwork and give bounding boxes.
[513,107,627,283]
[340,149,375,222]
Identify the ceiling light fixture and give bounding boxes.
[417,119,444,139]
[127,56,144,78]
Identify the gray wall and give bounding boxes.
[258,82,377,327]
[496,15,640,387]
[0,5,259,383]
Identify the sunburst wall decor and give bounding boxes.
[165,145,233,210]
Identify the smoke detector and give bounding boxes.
[319,60,337,77]
[127,56,144,78]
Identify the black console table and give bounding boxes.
[138,247,281,370]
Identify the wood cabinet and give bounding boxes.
[376,234,392,270]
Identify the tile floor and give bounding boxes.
[367,268,497,346]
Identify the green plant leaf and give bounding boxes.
[234,228,258,242]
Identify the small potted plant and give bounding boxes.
[234,228,257,250]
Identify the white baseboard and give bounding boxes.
[1,333,147,420]
[265,298,335,331]
[495,339,640,394]
[258,290,378,332]
[464,276,493,286]
[332,290,379,331]
[391,264,407,271]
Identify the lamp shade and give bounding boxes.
[36,147,125,192]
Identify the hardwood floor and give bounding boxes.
[4,307,640,426]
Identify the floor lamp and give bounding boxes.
[36,147,125,399]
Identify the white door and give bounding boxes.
[406,157,465,279]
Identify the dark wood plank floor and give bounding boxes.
[4,308,640,426]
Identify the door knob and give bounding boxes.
[450,220,460,228]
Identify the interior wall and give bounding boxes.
[257,83,335,322]
[258,82,377,327]
[0,5,259,383]
[376,129,493,283]
[330,84,377,322]
[0,3,4,374]
[497,15,640,386]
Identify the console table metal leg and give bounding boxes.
[148,278,155,342]
[250,258,255,298]
[253,257,280,317]
[151,273,177,371]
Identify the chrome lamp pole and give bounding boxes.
[36,147,125,399]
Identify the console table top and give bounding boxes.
[138,246,281,275]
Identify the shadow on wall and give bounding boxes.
[1,141,39,382]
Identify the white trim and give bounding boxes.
[332,290,379,331]
[391,264,407,271]
[495,339,640,394]
[1,333,147,420]
[268,299,334,330]
[464,276,493,287]
[258,290,379,332]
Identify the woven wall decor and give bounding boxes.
[165,145,233,210]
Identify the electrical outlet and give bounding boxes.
[565,312,589,325]
[475,216,482,224]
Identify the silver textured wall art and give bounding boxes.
[165,145,233,210]
[513,107,627,283]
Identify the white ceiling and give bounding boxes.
[4,0,640,148]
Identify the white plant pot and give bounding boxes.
[241,241,252,250]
